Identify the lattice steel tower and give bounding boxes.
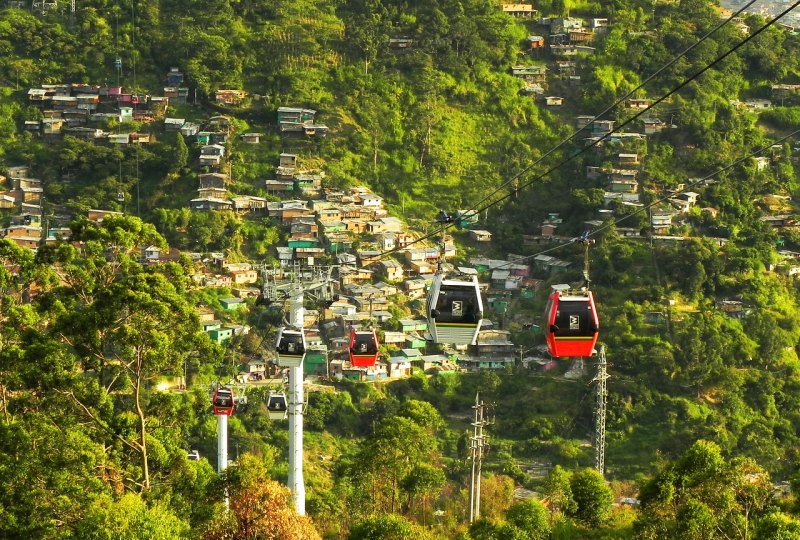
[592,345,609,475]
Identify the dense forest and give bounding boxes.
[5,0,800,537]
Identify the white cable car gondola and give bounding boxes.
[266,391,288,421]
[275,326,306,368]
[426,273,484,346]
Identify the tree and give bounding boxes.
[204,455,320,540]
[569,468,613,527]
[173,132,189,172]
[542,465,576,516]
[505,499,550,540]
[400,463,446,525]
[74,493,190,540]
[50,216,221,491]
[636,441,774,539]
[348,514,434,540]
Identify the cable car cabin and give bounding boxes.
[349,328,379,368]
[275,327,306,368]
[211,386,235,416]
[544,290,599,357]
[266,392,288,421]
[426,275,484,345]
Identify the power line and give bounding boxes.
[467,128,800,272]
[460,0,758,222]
[493,0,800,219]
[368,1,793,263]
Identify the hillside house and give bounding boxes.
[569,30,594,43]
[544,96,564,107]
[208,116,232,132]
[197,187,228,200]
[295,247,324,265]
[220,298,245,311]
[277,107,316,124]
[87,209,123,222]
[279,153,298,168]
[626,98,651,110]
[533,254,571,274]
[380,259,404,281]
[761,215,795,228]
[357,250,382,266]
[215,89,246,106]
[651,210,676,233]
[164,118,185,131]
[403,277,428,299]
[230,269,258,284]
[501,3,536,17]
[367,216,403,233]
[617,153,640,166]
[383,356,412,378]
[388,38,415,50]
[675,191,699,207]
[470,230,492,242]
[642,118,667,134]
[772,84,800,104]
[754,157,770,172]
[142,245,162,263]
[166,68,184,86]
[608,179,638,193]
[511,65,547,82]
[266,180,295,196]
[551,17,583,33]
[408,260,436,275]
[527,35,545,49]
[240,133,262,144]
[475,329,515,356]
[0,194,15,209]
[190,197,233,211]
[199,173,228,189]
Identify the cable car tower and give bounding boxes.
[211,383,240,509]
[259,263,337,515]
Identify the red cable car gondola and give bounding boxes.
[349,327,379,367]
[211,386,236,416]
[544,288,599,358]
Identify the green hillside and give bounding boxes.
[3,0,800,537]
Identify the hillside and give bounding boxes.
[3,0,800,538]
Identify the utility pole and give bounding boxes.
[592,346,608,476]
[469,393,492,523]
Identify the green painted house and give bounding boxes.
[208,327,234,344]
[399,318,428,332]
[287,239,319,249]
[405,336,426,349]
[304,348,328,375]
[220,298,245,311]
